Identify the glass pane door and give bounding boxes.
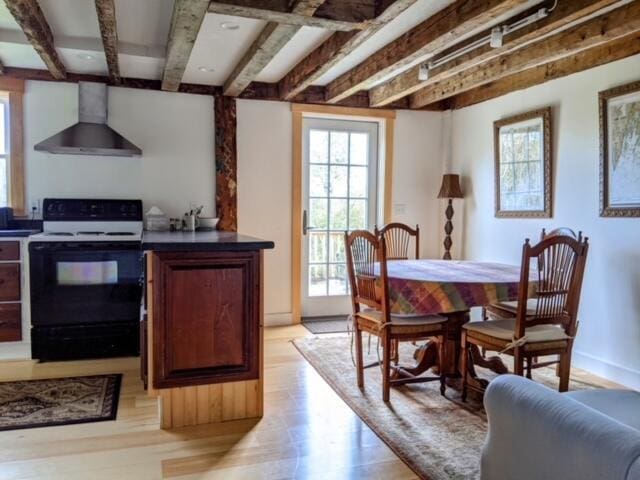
[302,117,378,317]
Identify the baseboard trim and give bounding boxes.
[573,349,640,390]
[265,313,293,327]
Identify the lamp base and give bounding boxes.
[443,199,454,260]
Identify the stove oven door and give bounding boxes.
[29,242,142,327]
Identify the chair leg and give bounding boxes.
[480,307,487,358]
[392,339,399,365]
[526,356,533,379]
[438,332,446,396]
[558,351,572,392]
[354,321,364,390]
[461,330,468,402]
[513,348,524,377]
[382,331,391,403]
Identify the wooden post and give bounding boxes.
[215,97,238,232]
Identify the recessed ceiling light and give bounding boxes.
[220,21,239,30]
[76,53,94,61]
[198,66,215,73]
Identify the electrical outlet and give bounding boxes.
[30,199,40,217]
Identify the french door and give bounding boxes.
[301,117,379,317]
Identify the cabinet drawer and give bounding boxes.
[0,264,20,301]
[0,242,20,261]
[0,303,21,342]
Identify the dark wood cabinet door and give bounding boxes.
[0,264,20,302]
[153,251,260,388]
[0,242,20,261]
[0,303,21,342]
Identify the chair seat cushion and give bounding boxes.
[359,309,446,326]
[488,298,539,317]
[566,389,640,432]
[463,318,570,343]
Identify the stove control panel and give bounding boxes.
[43,199,143,221]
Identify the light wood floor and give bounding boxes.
[0,325,623,480]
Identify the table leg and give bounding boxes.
[392,310,509,393]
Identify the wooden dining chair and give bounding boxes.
[374,223,420,260]
[461,233,589,399]
[480,228,582,360]
[345,230,448,402]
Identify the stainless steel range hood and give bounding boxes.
[34,82,142,157]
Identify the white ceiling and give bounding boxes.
[0,0,543,89]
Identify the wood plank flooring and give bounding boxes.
[0,325,621,479]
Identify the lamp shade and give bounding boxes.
[437,174,463,199]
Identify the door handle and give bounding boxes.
[302,210,317,235]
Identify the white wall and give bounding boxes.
[236,101,444,323]
[24,81,215,219]
[237,100,293,323]
[450,54,640,389]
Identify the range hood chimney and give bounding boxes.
[34,82,142,157]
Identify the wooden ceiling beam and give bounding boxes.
[208,2,367,31]
[209,0,377,22]
[222,0,326,97]
[278,0,417,101]
[324,0,527,104]
[447,31,640,110]
[411,1,640,108]
[370,0,621,107]
[4,0,66,80]
[161,0,209,92]
[0,66,438,111]
[94,0,121,85]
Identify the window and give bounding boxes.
[0,78,25,216]
[0,97,9,207]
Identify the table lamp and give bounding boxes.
[437,174,464,260]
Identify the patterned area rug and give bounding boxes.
[293,336,598,480]
[0,374,122,431]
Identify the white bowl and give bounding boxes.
[199,217,219,229]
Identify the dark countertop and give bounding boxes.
[0,229,41,238]
[141,231,275,252]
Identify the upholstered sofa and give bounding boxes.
[482,374,640,480]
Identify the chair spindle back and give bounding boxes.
[515,234,589,339]
[345,230,390,317]
[375,223,420,260]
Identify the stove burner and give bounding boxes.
[105,232,135,236]
[44,232,73,236]
[77,231,105,235]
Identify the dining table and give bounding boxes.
[381,259,535,391]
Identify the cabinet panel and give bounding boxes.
[153,251,260,389]
[0,303,21,342]
[0,264,20,301]
[0,242,20,261]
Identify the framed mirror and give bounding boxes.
[493,107,552,218]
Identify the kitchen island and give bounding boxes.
[141,231,274,429]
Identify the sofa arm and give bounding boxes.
[482,375,640,480]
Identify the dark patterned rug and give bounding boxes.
[293,336,599,480]
[0,374,122,431]
[302,316,350,334]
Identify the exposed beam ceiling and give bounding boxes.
[209,0,377,22]
[3,0,66,80]
[223,0,326,97]
[278,0,417,101]
[208,2,366,31]
[411,0,640,108]
[370,0,621,107]
[324,0,528,104]
[94,0,121,85]
[448,31,640,109]
[161,0,209,92]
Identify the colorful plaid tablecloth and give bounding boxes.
[383,260,532,315]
